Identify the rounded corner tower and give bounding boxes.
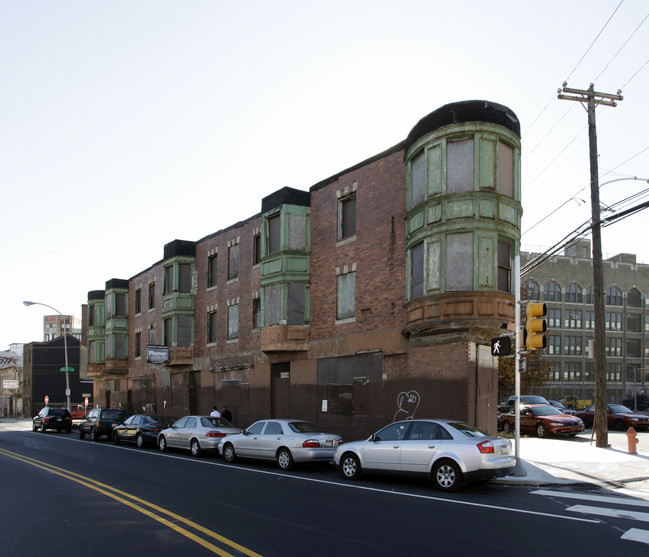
[402,100,522,342]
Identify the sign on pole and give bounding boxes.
[45,395,49,405]
[490,336,512,356]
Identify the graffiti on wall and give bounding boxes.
[394,390,420,422]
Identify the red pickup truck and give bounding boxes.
[70,405,89,426]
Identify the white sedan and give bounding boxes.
[334,419,515,491]
[219,419,342,470]
[158,415,241,457]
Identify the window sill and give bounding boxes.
[335,317,356,325]
[336,235,356,248]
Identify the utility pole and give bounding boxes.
[558,82,623,448]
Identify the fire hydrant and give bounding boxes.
[627,427,638,455]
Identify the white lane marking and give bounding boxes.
[566,504,649,522]
[621,528,649,545]
[532,489,649,508]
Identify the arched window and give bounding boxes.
[567,283,582,303]
[605,286,622,306]
[524,279,540,300]
[544,281,562,302]
[585,285,594,304]
[627,288,642,307]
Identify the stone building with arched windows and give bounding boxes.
[521,238,649,403]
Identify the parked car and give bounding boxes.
[548,400,576,415]
[79,408,128,441]
[499,404,584,437]
[219,419,343,470]
[32,407,72,433]
[113,414,174,448]
[575,404,649,431]
[158,415,242,457]
[560,395,592,410]
[333,419,515,491]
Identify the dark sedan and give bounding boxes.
[575,404,649,431]
[499,404,584,438]
[113,414,174,448]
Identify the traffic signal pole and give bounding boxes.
[558,83,622,448]
[513,253,526,475]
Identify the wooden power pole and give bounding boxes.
[558,82,623,448]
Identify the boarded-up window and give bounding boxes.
[446,233,473,291]
[164,318,173,347]
[289,214,307,250]
[497,142,514,197]
[410,242,424,299]
[115,333,127,359]
[447,138,474,193]
[228,304,239,340]
[177,315,192,347]
[337,272,356,320]
[228,245,239,281]
[411,152,425,207]
[164,266,174,294]
[264,284,280,326]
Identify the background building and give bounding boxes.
[42,314,82,342]
[521,239,649,404]
[85,100,522,437]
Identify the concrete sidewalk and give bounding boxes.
[496,429,649,491]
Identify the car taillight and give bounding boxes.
[302,439,321,448]
[477,441,495,454]
[44,417,50,423]
[206,431,227,437]
[151,428,161,433]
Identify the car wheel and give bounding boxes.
[190,438,202,457]
[32,423,38,432]
[113,432,120,445]
[502,421,512,434]
[276,448,294,471]
[79,429,86,440]
[159,436,168,452]
[65,426,71,433]
[91,428,99,442]
[223,443,236,463]
[536,423,547,438]
[136,434,144,449]
[40,424,47,433]
[614,419,626,431]
[432,459,462,491]
[340,453,362,480]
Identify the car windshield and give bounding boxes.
[531,406,563,416]
[102,410,125,420]
[202,417,233,427]
[288,421,321,433]
[609,405,632,414]
[448,422,489,438]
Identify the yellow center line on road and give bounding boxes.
[0,447,262,557]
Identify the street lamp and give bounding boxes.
[23,300,71,411]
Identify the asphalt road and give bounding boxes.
[1,425,648,556]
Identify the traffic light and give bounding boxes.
[524,302,547,350]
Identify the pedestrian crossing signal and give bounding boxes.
[491,336,511,356]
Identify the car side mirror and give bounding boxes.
[242,429,249,435]
[370,434,377,442]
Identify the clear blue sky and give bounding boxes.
[2,0,648,349]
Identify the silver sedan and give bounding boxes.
[219,419,343,470]
[334,419,515,491]
[158,415,242,457]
